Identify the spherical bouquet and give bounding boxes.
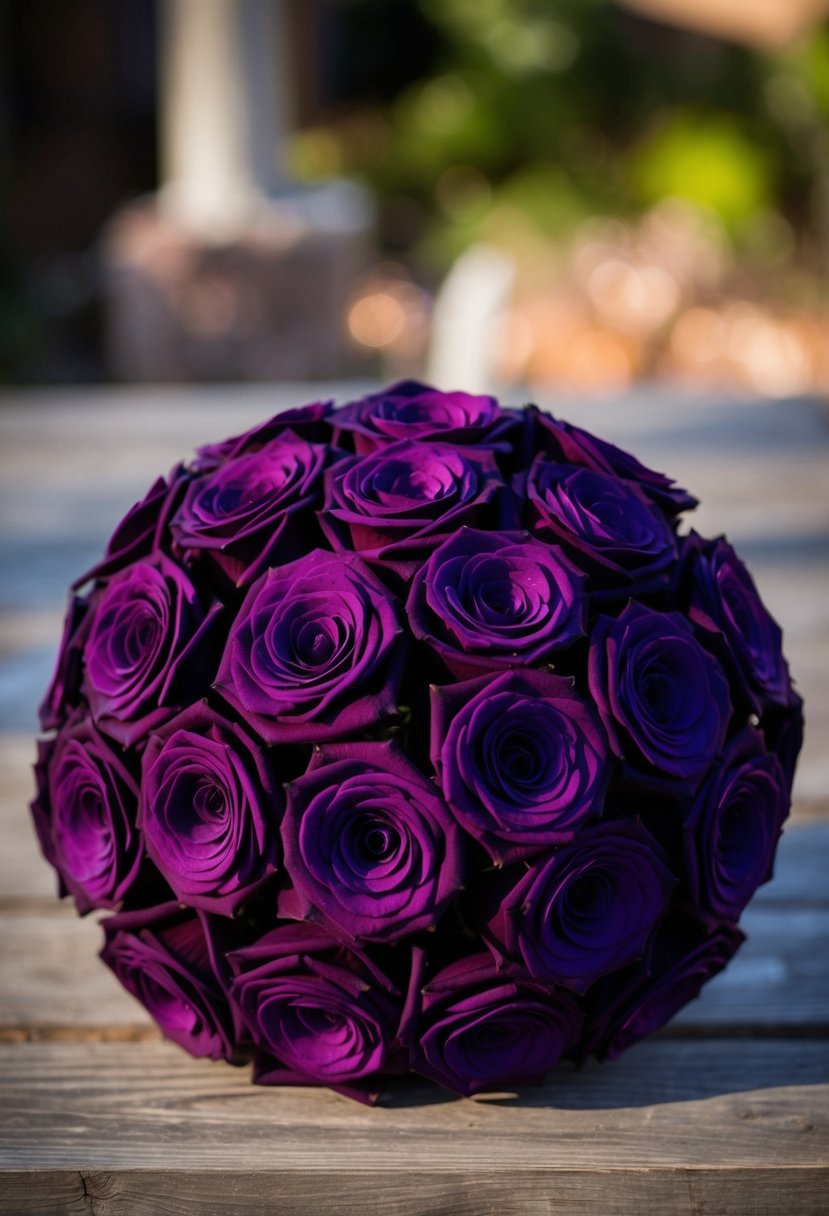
[32,382,803,1102]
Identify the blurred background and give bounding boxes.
[1,0,828,394]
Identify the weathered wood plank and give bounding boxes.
[0,1166,825,1216]
[0,1038,826,1167]
[1,902,826,1040]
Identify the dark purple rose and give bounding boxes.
[38,593,91,732]
[488,819,676,993]
[139,704,282,915]
[280,741,463,943]
[333,380,516,455]
[762,698,804,797]
[533,410,698,516]
[522,458,678,595]
[585,916,744,1060]
[72,466,189,589]
[100,902,236,1060]
[407,528,586,680]
[82,554,224,747]
[320,440,512,580]
[228,922,404,1102]
[431,669,610,863]
[685,533,800,714]
[172,432,333,589]
[30,711,143,913]
[193,400,334,472]
[408,953,583,1096]
[683,729,789,921]
[214,549,405,744]
[589,601,732,787]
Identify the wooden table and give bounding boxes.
[1,387,827,1214]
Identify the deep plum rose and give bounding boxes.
[533,410,697,516]
[139,704,282,915]
[31,710,143,913]
[38,593,91,731]
[585,916,744,1060]
[82,554,224,747]
[280,741,463,943]
[488,819,676,993]
[431,669,610,863]
[685,533,800,714]
[320,439,512,579]
[589,601,732,787]
[408,953,583,1096]
[193,400,334,472]
[101,902,236,1060]
[407,528,586,679]
[214,549,405,744]
[172,432,333,588]
[333,380,517,455]
[683,729,788,921]
[228,922,404,1101]
[72,465,188,588]
[522,458,678,595]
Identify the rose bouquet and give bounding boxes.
[32,382,803,1102]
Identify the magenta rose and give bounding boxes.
[193,400,334,472]
[589,601,732,788]
[407,953,583,1096]
[522,457,678,596]
[72,465,188,589]
[171,432,335,589]
[533,409,698,516]
[101,902,236,1060]
[585,915,744,1060]
[280,741,463,943]
[431,669,611,863]
[333,380,517,455]
[227,922,405,1102]
[320,439,512,580]
[487,819,676,993]
[82,554,224,747]
[38,593,91,732]
[682,729,789,921]
[684,533,801,716]
[31,710,145,914]
[214,549,405,744]
[139,704,282,915]
[407,528,586,680]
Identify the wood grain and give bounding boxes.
[0,1038,826,1169]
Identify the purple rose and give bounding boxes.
[193,400,334,472]
[30,710,144,913]
[585,915,744,1060]
[685,533,800,714]
[683,729,789,921]
[533,410,698,516]
[72,465,189,589]
[522,458,678,595]
[431,669,611,863]
[320,440,512,580]
[762,698,804,797]
[280,741,463,943]
[408,953,583,1096]
[407,528,586,680]
[488,819,676,993]
[100,902,236,1060]
[38,593,91,732]
[214,549,405,744]
[589,601,732,787]
[228,922,404,1102]
[333,380,517,455]
[172,432,334,589]
[139,704,282,915]
[82,554,224,747]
